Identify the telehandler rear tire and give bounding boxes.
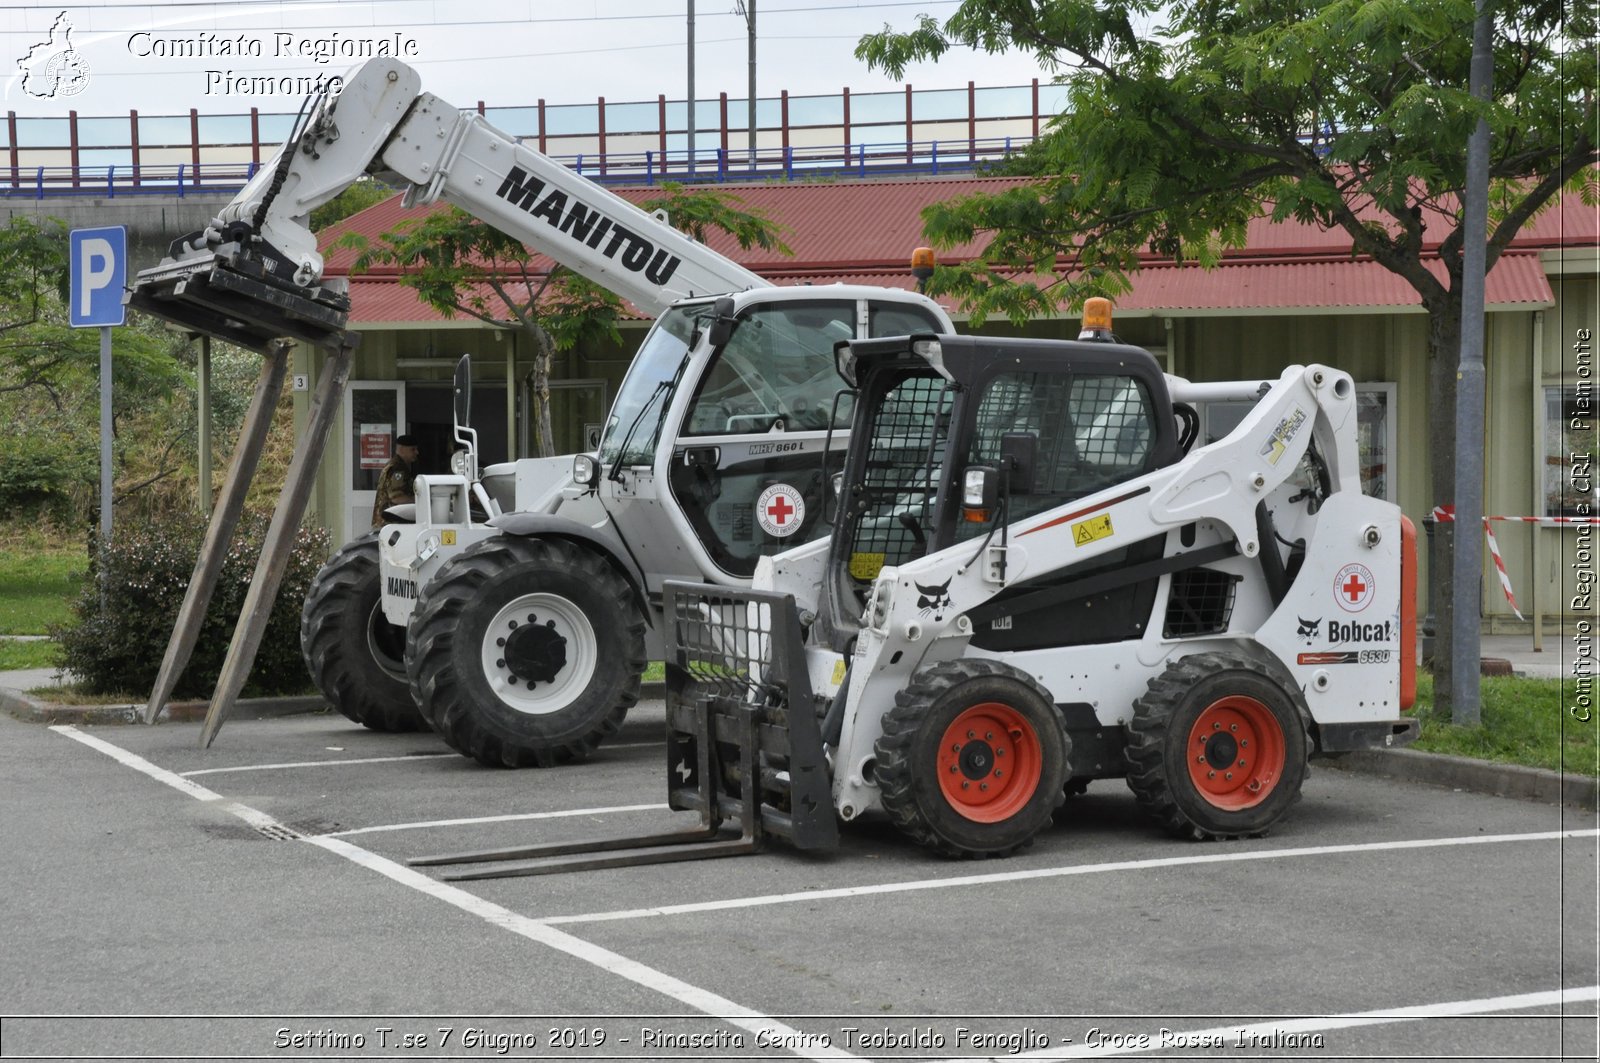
[1125,651,1311,840]
[300,532,429,733]
[875,659,1069,858]
[407,536,646,768]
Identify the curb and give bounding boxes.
[0,686,326,726]
[1325,747,1598,812]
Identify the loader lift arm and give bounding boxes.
[125,57,769,351]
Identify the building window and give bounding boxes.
[1545,385,1598,518]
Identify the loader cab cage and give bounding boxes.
[830,335,1178,599]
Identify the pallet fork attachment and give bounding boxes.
[411,582,839,879]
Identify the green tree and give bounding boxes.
[0,217,205,520]
[339,183,789,455]
[858,0,1597,711]
[309,176,398,232]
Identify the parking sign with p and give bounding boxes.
[70,226,126,328]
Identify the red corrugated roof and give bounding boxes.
[322,176,1590,325]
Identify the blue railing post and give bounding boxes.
[784,145,793,181]
[575,154,583,176]
[645,150,655,185]
[932,141,939,176]
[34,167,43,199]
[107,165,115,198]
[177,163,186,197]
[858,143,866,177]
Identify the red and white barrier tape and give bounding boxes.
[1429,505,1535,620]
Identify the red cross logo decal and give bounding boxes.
[766,495,795,526]
[1341,572,1367,603]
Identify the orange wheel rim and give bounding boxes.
[936,702,1043,823]
[1186,695,1285,810]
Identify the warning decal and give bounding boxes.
[1072,513,1115,547]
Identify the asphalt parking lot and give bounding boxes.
[2,702,1596,1061]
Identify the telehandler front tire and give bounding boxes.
[300,532,429,733]
[1125,651,1311,840]
[407,536,646,768]
[875,659,1069,858]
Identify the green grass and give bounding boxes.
[643,661,665,683]
[1411,672,1597,777]
[0,638,61,671]
[0,544,87,635]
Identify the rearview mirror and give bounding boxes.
[453,354,472,429]
[707,296,738,348]
[1000,431,1037,495]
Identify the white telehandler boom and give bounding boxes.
[127,57,953,760]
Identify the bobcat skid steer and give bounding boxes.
[417,305,1418,877]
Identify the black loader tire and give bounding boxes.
[1126,650,1313,841]
[300,531,428,732]
[407,536,646,768]
[875,658,1069,858]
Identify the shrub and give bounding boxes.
[53,510,330,698]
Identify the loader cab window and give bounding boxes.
[684,301,856,435]
[956,371,1157,539]
[598,303,706,466]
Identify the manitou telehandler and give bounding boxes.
[413,302,1418,878]
[126,57,952,764]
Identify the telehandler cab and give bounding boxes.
[417,301,1419,878]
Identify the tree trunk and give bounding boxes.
[1425,295,1463,719]
[525,325,556,458]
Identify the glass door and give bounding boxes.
[344,382,406,543]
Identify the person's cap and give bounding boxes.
[395,434,418,447]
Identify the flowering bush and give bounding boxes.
[54,510,330,697]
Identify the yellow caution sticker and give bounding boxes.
[831,658,848,686]
[441,529,457,546]
[1072,513,1114,547]
[849,551,886,580]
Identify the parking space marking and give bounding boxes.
[543,828,1600,925]
[180,753,456,776]
[948,985,1600,1060]
[51,726,863,1063]
[321,804,667,838]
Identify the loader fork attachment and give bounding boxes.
[124,236,356,354]
[411,583,837,880]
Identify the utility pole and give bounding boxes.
[1450,0,1495,726]
[735,0,757,166]
[686,0,696,175]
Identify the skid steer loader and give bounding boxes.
[417,302,1418,878]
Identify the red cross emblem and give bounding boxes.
[756,484,805,538]
[1334,563,1374,612]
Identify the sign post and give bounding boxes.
[70,226,127,547]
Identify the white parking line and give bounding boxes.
[181,753,457,776]
[949,985,1600,1061]
[542,828,1600,925]
[50,726,862,1063]
[321,804,667,838]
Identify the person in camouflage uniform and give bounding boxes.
[371,433,420,527]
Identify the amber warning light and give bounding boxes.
[911,247,936,292]
[1079,297,1115,341]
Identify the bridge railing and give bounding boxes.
[0,134,1031,200]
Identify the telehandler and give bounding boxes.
[125,56,952,760]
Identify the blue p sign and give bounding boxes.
[70,226,127,328]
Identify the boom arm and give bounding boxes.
[127,58,769,350]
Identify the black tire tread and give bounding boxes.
[408,536,646,768]
[1125,650,1312,841]
[300,532,427,732]
[875,658,1068,859]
